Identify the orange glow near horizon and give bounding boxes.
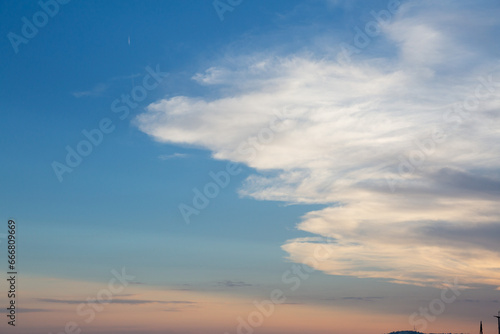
[8,275,492,334]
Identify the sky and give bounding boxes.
[1,0,500,333]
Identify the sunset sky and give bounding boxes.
[1,1,500,333]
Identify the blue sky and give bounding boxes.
[1,1,500,334]
[0,0,335,303]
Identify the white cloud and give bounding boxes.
[135,2,500,288]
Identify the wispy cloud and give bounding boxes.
[16,308,54,313]
[129,281,146,285]
[215,280,252,288]
[158,153,189,160]
[327,296,385,302]
[38,298,196,305]
[72,83,109,98]
[460,298,499,304]
[136,1,500,289]
[72,72,141,98]
[163,308,182,312]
